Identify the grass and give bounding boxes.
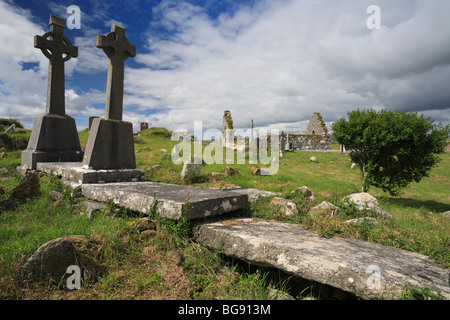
[0,127,448,300]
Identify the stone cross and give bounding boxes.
[35,15,78,115]
[96,24,136,120]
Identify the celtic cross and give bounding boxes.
[34,15,78,115]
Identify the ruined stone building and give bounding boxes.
[286,112,331,151]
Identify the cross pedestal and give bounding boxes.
[21,15,83,170]
[82,24,137,170]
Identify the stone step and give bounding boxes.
[193,218,450,300]
[81,182,248,220]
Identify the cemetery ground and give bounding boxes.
[0,127,448,300]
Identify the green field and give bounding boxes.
[0,127,448,300]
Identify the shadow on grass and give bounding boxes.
[379,196,450,213]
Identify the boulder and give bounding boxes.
[270,197,298,216]
[344,192,378,206]
[21,238,78,280]
[308,201,340,217]
[21,237,101,284]
[291,186,316,203]
[5,172,40,209]
[180,161,201,181]
[342,193,391,219]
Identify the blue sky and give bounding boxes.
[1,0,449,135]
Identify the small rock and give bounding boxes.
[310,156,317,163]
[251,167,261,175]
[308,201,340,217]
[224,166,239,176]
[49,190,64,201]
[80,200,108,220]
[351,163,357,169]
[70,185,82,198]
[167,248,184,266]
[135,217,157,232]
[345,217,378,226]
[151,165,162,170]
[268,288,294,300]
[270,197,298,216]
[139,229,157,240]
[211,172,226,179]
[0,167,8,173]
[443,211,450,219]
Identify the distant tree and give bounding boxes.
[332,109,449,196]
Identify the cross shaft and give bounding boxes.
[97,24,136,120]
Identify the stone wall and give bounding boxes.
[288,134,331,151]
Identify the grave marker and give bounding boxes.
[21,15,83,170]
[82,24,137,170]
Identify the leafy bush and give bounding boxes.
[332,109,449,196]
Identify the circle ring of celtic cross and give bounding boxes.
[39,31,75,62]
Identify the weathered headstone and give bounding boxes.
[82,24,136,170]
[21,15,83,170]
[140,122,149,131]
[4,124,15,135]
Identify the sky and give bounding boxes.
[0,0,449,136]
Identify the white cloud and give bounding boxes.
[126,0,450,134]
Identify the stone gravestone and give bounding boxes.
[140,122,149,131]
[21,15,83,170]
[82,24,136,170]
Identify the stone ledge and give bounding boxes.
[193,218,450,300]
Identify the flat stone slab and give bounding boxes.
[37,162,145,184]
[193,218,450,300]
[81,182,248,220]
